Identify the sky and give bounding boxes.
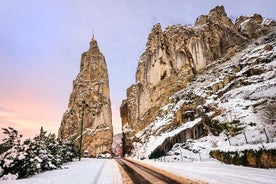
[0,0,275,140]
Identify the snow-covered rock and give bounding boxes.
[122,7,276,164]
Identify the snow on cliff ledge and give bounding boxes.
[132,28,276,159]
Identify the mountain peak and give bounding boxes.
[195,5,236,31]
[89,36,99,50]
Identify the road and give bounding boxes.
[116,158,198,184]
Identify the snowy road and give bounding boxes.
[116,159,182,184]
[1,158,276,184]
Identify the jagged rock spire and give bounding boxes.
[195,5,237,31]
[59,36,113,157]
[89,34,98,49]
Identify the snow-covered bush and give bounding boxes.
[0,127,77,179]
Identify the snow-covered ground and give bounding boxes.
[1,157,275,184]
[140,158,276,184]
[0,158,122,184]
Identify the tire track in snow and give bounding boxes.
[93,160,106,184]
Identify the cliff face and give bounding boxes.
[136,6,242,86]
[59,37,113,157]
[121,6,274,155]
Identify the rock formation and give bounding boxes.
[59,36,113,157]
[120,6,274,155]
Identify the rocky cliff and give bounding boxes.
[59,37,113,157]
[121,6,276,156]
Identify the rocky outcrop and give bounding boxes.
[210,149,276,168]
[121,6,275,156]
[235,13,276,39]
[59,37,113,157]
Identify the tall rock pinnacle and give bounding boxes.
[58,36,113,157]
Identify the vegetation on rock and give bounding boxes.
[210,149,276,168]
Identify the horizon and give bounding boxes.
[1,0,276,140]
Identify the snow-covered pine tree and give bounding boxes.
[46,133,63,168]
[0,127,25,179]
[0,127,22,151]
[31,127,57,171]
[60,139,77,163]
[0,127,78,179]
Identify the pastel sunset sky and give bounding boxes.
[1,0,275,139]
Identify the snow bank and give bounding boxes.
[1,159,122,184]
[141,158,276,184]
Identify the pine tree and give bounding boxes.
[0,127,24,178]
[0,127,78,179]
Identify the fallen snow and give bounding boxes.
[1,158,122,184]
[2,156,275,184]
[141,158,276,184]
[134,118,203,158]
[1,157,275,184]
